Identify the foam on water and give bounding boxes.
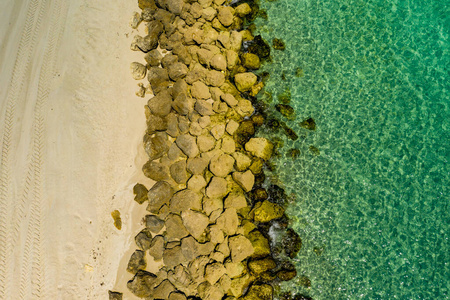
[253,0,449,298]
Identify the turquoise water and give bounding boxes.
[253,0,449,298]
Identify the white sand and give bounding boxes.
[0,0,151,298]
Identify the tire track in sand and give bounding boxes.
[0,0,68,298]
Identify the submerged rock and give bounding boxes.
[135,228,153,250]
[245,138,273,161]
[247,35,270,58]
[309,145,320,156]
[275,104,295,118]
[300,117,316,130]
[253,200,284,223]
[234,72,257,92]
[288,148,300,160]
[272,38,286,50]
[127,250,147,274]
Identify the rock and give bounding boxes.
[144,134,169,160]
[187,156,209,174]
[226,119,239,135]
[229,274,252,298]
[197,135,215,152]
[161,53,179,68]
[241,53,260,70]
[172,43,192,65]
[202,197,223,216]
[187,174,207,192]
[231,152,252,171]
[232,170,254,192]
[169,189,203,214]
[235,99,255,117]
[245,138,273,160]
[146,113,168,134]
[209,225,225,244]
[133,183,148,204]
[145,215,165,233]
[224,194,247,210]
[175,134,199,158]
[248,231,270,258]
[210,54,227,71]
[148,89,173,117]
[168,62,189,81]
[300,117,316,130]
[165,213,189,241]
[206,176,228,198]
[234,72,257,92]
[147,67,170,94]
[147,181,174,213]
[186,63,208,84]
[228,235,254,263]
[272,38,286,50]
[206,70,226,87]
[209,154,235,177]
[243,283,273,300]
[253,200,284,223]
[135,228,153,250]
[288,148,301,160]
[172,93,195,116]
[188,255,210,285]
[277,268,297,281]
[144,49,162,66]
[275,104,295,118]
[195,100,214,116]
[226,50,239,69]
[164,245,188,268]
[108,290,123,300]
[127,270,157,298]
[131,34,159,53]
[169,291,188,300]
[153,280,176,299]
[189,2,203,18]
[247,35,270,58]
[248,257,276,274]
[170,160,188,184]
[221,93,237,107]
[235,3,252,16]
[149,235,165,260]
[216,208,239,236]
[283,228,302,258]
[205,263,226,284]
[229,31,243,52]
[142,160,169,181]
[217,6,235,27]
[130,62,147,80]
[198,116,211,128]
[309,145,320,155]
[127,250,147,274]
[221,136,236,154]
[202,7,217,21]
[191,81,211,100]
[181,210,209,240]
[224,261,246,279]
[211,124,225,140]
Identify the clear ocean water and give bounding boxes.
[253,0,449,298]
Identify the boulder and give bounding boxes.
[147,181,174,213]
[187,174,207,192]
[135,228,153,250]
[202,7,217,21]
[127,270,157,298]
[216,208,239,236]
[187,156,209,174]
[248,231,270,258]
[243,283,273,300]
[142,160,169,181]
[127,250,146,274]
[149,235,165,260]
[234,72,257,92]
[191,81,211,100]
[181,210,209,240]
[131,34,159,53]
[205,263,226,284]
[272,38,286,50]
[148,88,173,117]
[217,6,235,27]
[221,136,236,154]
[232,152,252,171]
[147,67,170,94]
[168,62,188,81]
[210,54,227,71]
[197,135,216,152]
[241,53,260,70]
[209,154,235,177]
[224,194,247,210]
[226,119,240,135]
[170,160,188,184]
[202,197,223,216]
[172,93,195,116]
[170,189,203,213]
[235,3,252,16]
[221,93,238,107]
[144,134,169,161]
[169,292,188,300]
[175,134,199,157]
[245,138,273,160]
[253,200,284,222]
[108,291,123,300]
[153,280,176,299]
[144,49,162,66]
[211,124,225,140]
[206,176,228,198]
[133,183,148,204]
[145,215,165,233]
[163,245,188,268]
[165,213,189,240]
[130,62,147,80]
[228,235,254,263]
[232,170,254,192]
[206,70,226,87]
[235,99,255,117]
[248,257,276,274]
[195,100,214,116]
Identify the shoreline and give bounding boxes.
[112,0,307,298]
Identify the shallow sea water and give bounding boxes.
[253,0,449,298]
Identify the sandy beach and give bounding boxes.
[0,0,151,298]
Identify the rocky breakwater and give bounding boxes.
[114,0,304,299]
